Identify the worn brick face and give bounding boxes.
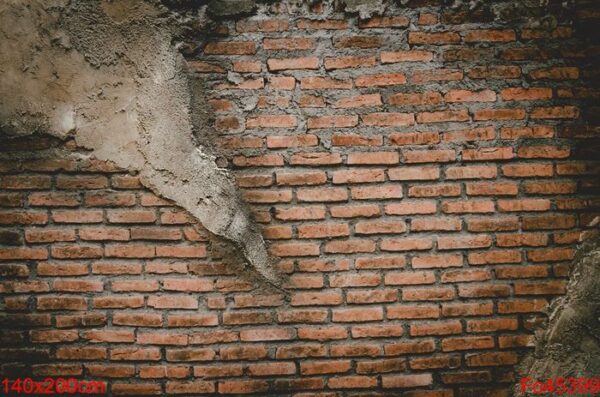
[1,1,599,395]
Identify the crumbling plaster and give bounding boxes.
[517,229,600,395]
[0,0,443,289]
[0,0,283,287]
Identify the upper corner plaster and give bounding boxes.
[0,0,283,288]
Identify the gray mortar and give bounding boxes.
[0,0,282,289]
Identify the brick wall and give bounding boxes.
[1,0,600,396]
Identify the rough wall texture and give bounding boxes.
[517,234,600,396]
[0,0,281,287]
[1,0,600,396]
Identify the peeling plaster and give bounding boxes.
[517,229,600,395]
[0,0,282,288]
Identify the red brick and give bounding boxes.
[500,125,554,139]
[56,175,108,190]
[0,247,48,260]
[351,185,403,200]
[297,326,347,341]
[381,50,433,63]
[446,89,497,102]
[332,307,383,322]
[380,237,433,252]
[325,239,375,254]
[385,201,437,215]
[442,200,495,214]
[324,56,376,70]
[465,352,519,367]
[518,145,570,159]
[462,147,514,161]
[441,336,495,352]
[468,250,522,265]
[410,320,462,336]
[417,110,469,123]
[412,69,463,83]
[388,92,442,106]
[148,295,198,309]
[522,215,576,230]
[308,115,358,129]
[443,126,496,142]
[300,77,352,89]
[233,154,284,167]
[297,187,347,202]
[355,73,407,87]
[384,339,436,356]
[384,271,436,285]
[247,115,297,128]
[474,108,526,121]
[56,346,107,360]
[412,254,463,268]
[501,87,553,101]
[469,66,521,79]
[438,235,492,250]
[264,37,314,50]
[330,343,382,358]
[356,358,406,374]
[459,284,512,298]
[244,189,292,203]
[410,355,461,370]
[331,135,382,147]
[1,175,52,190]
[276,171,326,186]
[388,166,439,181]
[300,360,351,375]
[502,163,554,177]
[466,182,518,196]
[409,31,460,44]
[359,15,410,28]
[387,304,439,319]
[403,287,455,301]
[365,113,419,129]
[352,324,404,339]
[464,29,516,42]
[329,273,380,288]
[332,169,384,184]
[514,280,567,295]
[497,299,548,314]
[267,57,319,71]
[411,217,462,232]
[390,132,441,147]
[291,291,342,306]
[25,229,76,243]
[275,206,326,221]
[267,135,318,149]
[404,149,455,163]
[529,66,579,80]
[382,373,433,388]
[442,302,493,317]
[298,223,349,239]
[297,19,348,30]
[467,318,518,332]
[355,220,406,235]
[334,94,382,109]
[408,183,460,198]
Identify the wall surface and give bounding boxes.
[1,0,600,396]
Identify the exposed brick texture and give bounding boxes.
[1,0,600,395]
